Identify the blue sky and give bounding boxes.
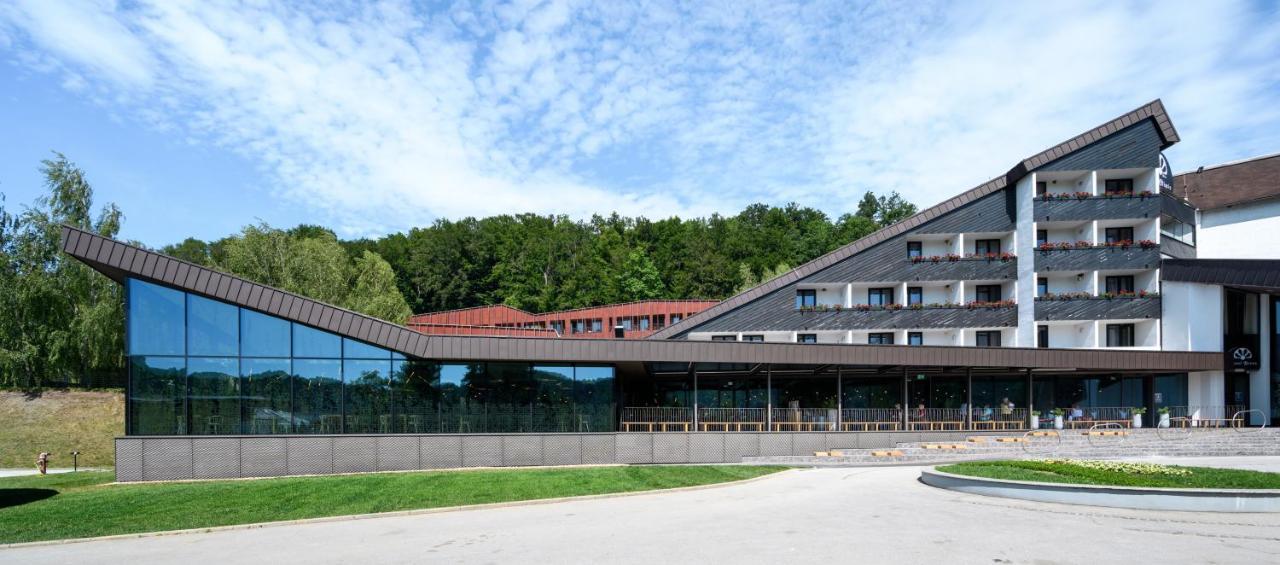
[1,1,1278,248]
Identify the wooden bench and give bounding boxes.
[970,420,1026,430]
[770,422,836,432]
[908,421,964,431]
[1063,419,1129,429]
[870,450,903,457]
[840,421,902,431]
[699,421,765,432]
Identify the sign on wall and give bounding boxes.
[1159,153,1174,192]
[1224,334,1260,372]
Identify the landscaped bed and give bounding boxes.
[0,465,783,544]
[937,459,1280,489]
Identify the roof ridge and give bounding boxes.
[1174,151,1280,176]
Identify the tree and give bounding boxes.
[345,251,412,323]
[617,250,665,300]
[0,153,124,388]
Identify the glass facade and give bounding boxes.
[125,278,615,435]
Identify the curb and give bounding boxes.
[0,467,794,549]
[919,467,1280,513]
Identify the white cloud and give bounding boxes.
[1,0,1277,236]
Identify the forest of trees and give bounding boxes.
[0,153,916,388]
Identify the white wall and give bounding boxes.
[1038,272,1090,295]
[1045,322,1094,348]
[1199,199,1280,259]
[1161,281,1223,352]
[1188,371,1225,409]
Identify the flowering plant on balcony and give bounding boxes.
[1103,239,1133,249]
[1036,291,1092,301]
[1074,191,1091,200]
[1138,239,1156,249]
[965,299,1015,309]
[1038,242,1055,252]
[946,253,961,262]
[1074,240,1092,248]
[1139,190,1154,198]
[911,255,923,263]
[909,303,924,310]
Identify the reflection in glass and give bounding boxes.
[392,360,440,433]
[293,324,341,358]
[439,363,479,433]
[487,363,533,432]
[293,359,342,434]
[343,337,390,360]
[129,279,185,356]
[241,310,290,357]
[129,356,186,435]
[840,377,898,408]
[188,357,240,435]
[575,366,616,432]
[532,366,574,432]
[243,358,291,434]
[187,294,237,356]
[344,359,391,433]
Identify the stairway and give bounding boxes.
[741,428,1280,466]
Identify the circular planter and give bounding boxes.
[920,468,1280,513]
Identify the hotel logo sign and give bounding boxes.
[1225,334,1260,372]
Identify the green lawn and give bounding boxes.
[0,465,783,544]
[938,459,1280,489]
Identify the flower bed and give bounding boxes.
[936,459,1280,489]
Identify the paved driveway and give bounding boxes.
[5,463,1280,564]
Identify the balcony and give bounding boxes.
[1032,193,1159,222]
[900,255,1017,282]
[1034,295,1161,321]
[1033,243,1160,272]
[795,302,1017,330]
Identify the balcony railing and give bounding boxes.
[1032,192,1160,222]
[697,407,766,431]
[839,408,902,431]
[1163,405,1248,427]
[968,407,1028,430]
[907,408,965,430]
[1034,295,1161,321]
[771,408,839,431]
[620,407,693,432]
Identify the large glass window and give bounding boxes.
[129,279,185,356]
[188,357,240,435]
[187,294,237,357]
[576,366,615,432]
[907,287,923,306]
[440,363,481,433]
[242,358,291,434]
[241,310,290,357]
[533,365,574,432]
[1105,227,1134,244]
[976,331,1002,347]
[868,332,894,345]
[1104,178,1134,195]
[344,359,391,433]
[129,356,186,435]
[974,239,1001,255]
[294,324,341,358]
[1105,276,1135,294]
[868,288,893,306]
[907,241,922,258]
[392,360,440,433]
[292,359,342,434]
[975,285,1001,302]
[1106,324,1135,347]
[344,337,390,360]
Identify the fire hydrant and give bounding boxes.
[36,452,50,475]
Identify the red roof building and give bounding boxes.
[406,300,719,339]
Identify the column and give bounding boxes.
[836,367,844,431]
[900,367,909,429]
[765,365,773,431]
[965,368,973,430]
[691,364,699,431]
[1025,368,1034,428]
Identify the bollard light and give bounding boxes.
[70,451,80,472]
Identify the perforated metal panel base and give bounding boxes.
[114,431,976,481]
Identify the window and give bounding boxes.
[241,310,290,357]
[798,334,818,344]
[868,333,894,345]
[128,356,186,435]
[868,288,894,306]
[976,331,1002,347]
[1105,275,1135,294]
[242,358,290,434]
[128,279,185,356]
[908,332,923,346]
[1161,214,1195,246]
[742,335,764,342]
[571,320,584,334]
[188,294,238,357]
[796,289,817,309]
[590,319,603,332]
[907,241,923,258]
[671,314,683,324]
[620,318,633,330]
[1106,323,1136,347]
[188,357,240,435]
[1104,227,1134,244]
[294,324,341,358]
[907,287,923,306]
[652,315,664,330]
[1037,325,1049,348]
[1036,181,1048,197]
[639,317,650,330]
[550,321,565,334]
[974,239,1001,255]
[1104,178,1134,195]
[1037,278,1048,297]
[975,285,1001,303]
[344,337,390,359]
[711,335,736,341]
[1036,230,1048,247]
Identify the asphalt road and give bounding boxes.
[5,460,1280,564]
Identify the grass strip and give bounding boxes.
[938,459,1280,489]
[0,465,783,544]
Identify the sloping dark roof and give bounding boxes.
[1173,152,1280,211]
[649,100,1179,339]
[1162,258,1280,291]
[61,225,1216,371]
